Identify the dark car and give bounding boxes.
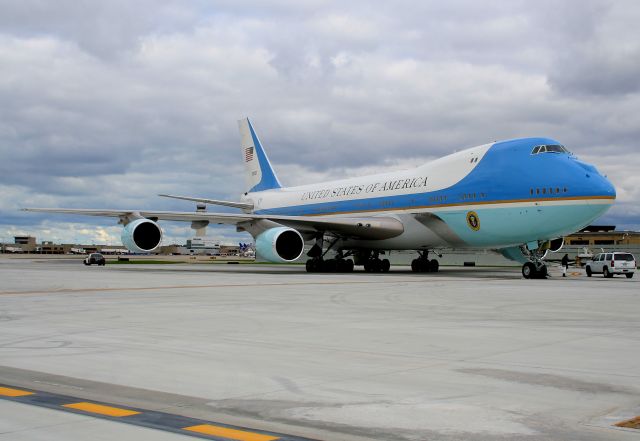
[84,253,106,266]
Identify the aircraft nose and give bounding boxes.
[590,169,616,199]
[574,159,616,198]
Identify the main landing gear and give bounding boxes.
[305,236,355,273]
[411,251,439,273]
[363,251,391,273]
[306,253,355,273]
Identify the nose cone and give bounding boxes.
[590,168,616,199]
[573,159,616,199]
[601,175,616,199]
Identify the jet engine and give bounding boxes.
[121,218,163,253]
[255,227,304,263]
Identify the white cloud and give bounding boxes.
[1,0,639,244]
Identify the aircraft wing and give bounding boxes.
[22,208,404,240]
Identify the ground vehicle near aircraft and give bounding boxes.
[25,118,616,279]
[585,252,635,278]
[83,253,105,266]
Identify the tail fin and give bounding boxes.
[238,118,282,193]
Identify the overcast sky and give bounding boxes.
[1,0,639,245]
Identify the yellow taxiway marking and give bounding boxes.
[184,424,279,441]
[615,415,640,429]
[0,386,34,397]
[63,402,140,417]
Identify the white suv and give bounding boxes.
[586,252,636,278]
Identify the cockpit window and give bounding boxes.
[531,144,569,155]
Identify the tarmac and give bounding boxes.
[0,256,639,440]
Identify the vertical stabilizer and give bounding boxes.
[238,118,282,193]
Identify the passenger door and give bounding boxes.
[591,254,603,273]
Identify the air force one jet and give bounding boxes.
[25,118,616,279]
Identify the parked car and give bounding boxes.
[585,252,635,278]
[84,253,106,266]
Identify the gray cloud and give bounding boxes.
[1,0,638,244]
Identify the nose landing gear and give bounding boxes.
[520,245,548,279]
[521,261,548,279]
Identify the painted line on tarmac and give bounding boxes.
[0,278,435,296]
[0,383,317,441]
[615,416,640,429]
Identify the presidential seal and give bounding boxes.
[466,211,480,231]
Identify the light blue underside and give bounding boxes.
[437,203,610,248]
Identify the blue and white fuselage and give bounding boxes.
[244,137,615,251]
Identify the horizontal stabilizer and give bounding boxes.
[158,194,253,211]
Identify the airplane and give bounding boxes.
[24,118,616,279]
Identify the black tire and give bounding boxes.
[364,261,372,272]
[586,266,592,277]
[603,267,612,278]
[305,259,315,272]
[411,259,419,272]
[429,259,439,273]
[522,262,535,279]
[324,259,337,273]
[381,259,390,272]
[626,273,634,279]
[420,259,430,272]
[344,259,354,272]
[84,262,89,266]
[537,265,548,279]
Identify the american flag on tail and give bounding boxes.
[244,146,254,162]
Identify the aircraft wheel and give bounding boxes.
[344,259,354,272]
[411,259,419,272]
[626,273,634,279]
[536,264,548,279]
[429,259,439,273]
[305,259,316,272]
[381,259,390,272]
[522,262,535,279]
[324,258,337,273]
[420,259,431,272]
[586,266,592,277]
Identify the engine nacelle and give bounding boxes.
[121,218,163,253]
[255,227,304,263]
[548,237,564,253]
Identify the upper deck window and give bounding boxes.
[531,144,569,155]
